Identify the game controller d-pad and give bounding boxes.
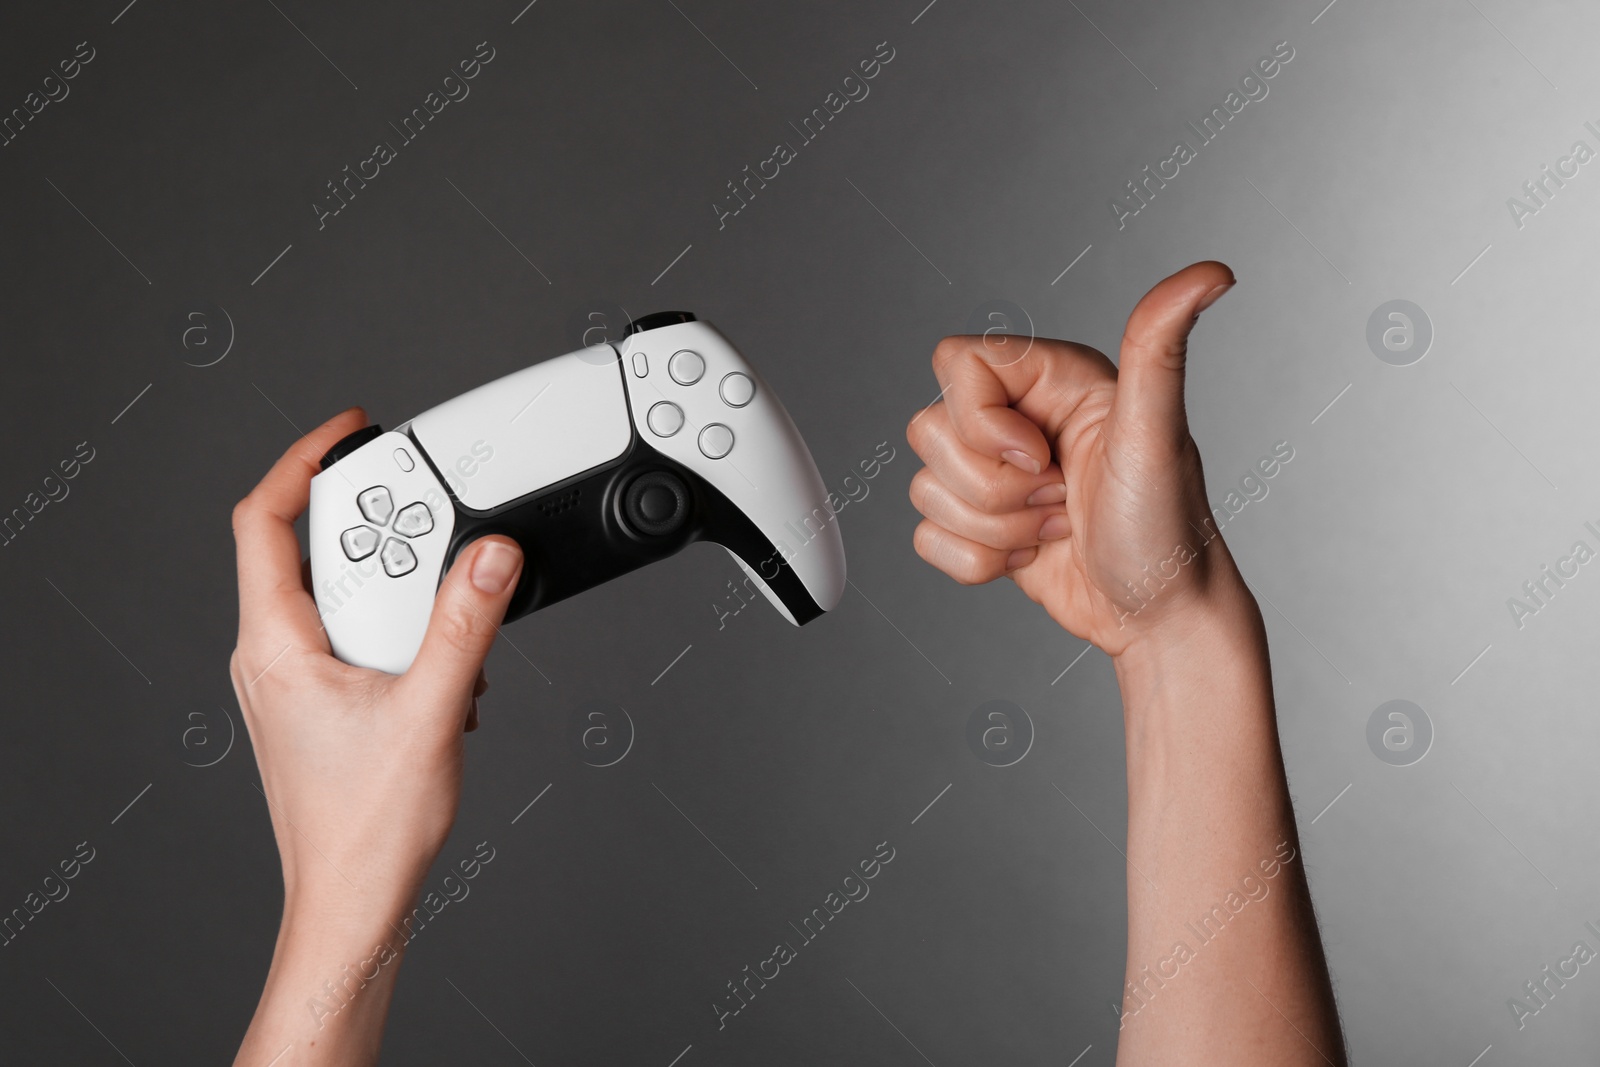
[309,315,846,673]
[340,526,380,561]
[393,502,434,538]
[357,486,394,525]
[343,486,435,570]
[380,537,418,577]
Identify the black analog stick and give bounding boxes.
[622,471,690,537]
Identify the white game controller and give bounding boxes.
[308,312,847,673]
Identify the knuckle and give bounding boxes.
[973,469,1010,512]
[907,468,935,514]
[1122,328,1188,370]
[438,604,494,659]
[906,403,948,458]
[230,495,256,536]
[905,411,928,454]
[948,550,990,586]
[913,520,989,587]
[911,519,940,564]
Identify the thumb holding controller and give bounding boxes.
[400,536,523,731]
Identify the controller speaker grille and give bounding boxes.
[536,489,582,517]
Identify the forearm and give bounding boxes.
[1111,574,1345,1065]
[234,894,412,1066]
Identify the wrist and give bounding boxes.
[1111,564,1262,682]
[281,888,415,951]
[280,837,438,933]
[1109,568,1294,844]
[1110,570,1274,760]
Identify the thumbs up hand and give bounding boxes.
[906,261,1245,655]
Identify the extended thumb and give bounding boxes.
[1111,260,1235,450]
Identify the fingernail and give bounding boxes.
[1038,514,1071,541]
[1005,547,1036,571]
[1196,281,1235,313]
[1027,483,1067,506]
[1001,449,1041,475]
[471,540,521,594]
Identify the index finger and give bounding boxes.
[232,407,369,656]
[928,335,1114,475]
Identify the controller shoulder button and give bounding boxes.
[668,350,705,385]
[626,311,696,335]
[380,537,418,577]
[358,486,395,526]
[719,372,755,408]
[698,423,734,460]
[319,425,384,471]
[647,401,685,438]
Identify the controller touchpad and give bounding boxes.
[408,346,632,511]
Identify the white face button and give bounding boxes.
[393,448,416,472]
[698,423,734,459]
[632,352,648,377]
[358,486,395,525]
[380,537,418,577]
[668,350,705,385]
[719,372,755,408]
[647,401,685,437]
[340,526,380,561]
[393,502,434,538]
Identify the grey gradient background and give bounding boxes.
[2,0,1597,1063]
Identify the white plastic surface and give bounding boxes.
[409,346,632,510]
[620,320,846,615]
[312,322,845,672]
[310,431,457,674]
